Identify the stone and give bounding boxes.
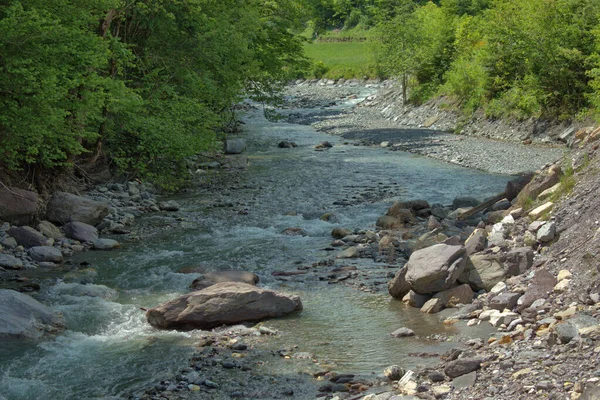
[518,270,557,311]
[516,166,561,205]
[0,187,38,225]
[493,199,512,211]
[0,289,64,339]
[580,384,600,400]
[37,221,64,239]
[63,221,98,242]
[224,138,247,154]
[528,202,554,220]
[388,266,411,299]
[553,279,570,293]
[504,247,534,276]
[490,292,521,311]
[404,244,466,294]
[444,358,481,378]
[376,216,405,230]
[278,141,297,148]
[537,222,556,242]
[433,284,474,308]
[146,282,302,330]
[429,371,446,383]
[510,208,524,218]
[490,281,507,294]
[331,227,351,239]
[190,271,259,291]
[46,191,109,225]
[0,253,24,269]
[402,290,431,308]
[452,371,477,389]
[452,197,480,210]
[390,327,415,338]
[159,200,181,212]
[427,216,441,231]
[383,365,405,381]
[501,214,515,225]
[51,282,118,300]
[557,270,572,282]
[464,229,487,255]
[459,253,506,291]
[524,231,537,247]
[554,322,578,344]
[528,220,546,232]
[337,246,358,259]
[489,311,518,327]
[432,385,452,397]
[0,236,17,249]
[7,226,47,248]
[421,298,444,313]
[92,239,120,250]
[28,246,63,263]
[538,183,561,201]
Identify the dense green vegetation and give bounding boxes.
[0,0,307,188]
[304,41,379,79]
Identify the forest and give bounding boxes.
[2,0,600,187]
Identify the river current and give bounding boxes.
[0,91,511,399]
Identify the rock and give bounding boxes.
[580,384,600,400]
[404,244,466,294]
[538,183,561,201]
[315,141,333,150]
[452,371,477,389]
[0,236,17,249]
[46,192,109,225]
[28,246,63,263]
[51,282,118,300]
[63,221,98,242]
[0,253,24,269]
[528,202,554,220]
[190,271,259,291]
[490,281,507,294]
[452,197,480,210]
[0,187,38,225]
[460,253,506,291]
[147,282,302,330]
[504,247,534,276]
[516,166,561,204]
[464,229,487,255]
[489,292,521,311]
[444,358,481,378]
[388,266,411,299]
[557,269,572,282]
[281,227,307,236]
[554,322,578,344]
[92,239,120,250]
[403,290,431,308]
[383,365,405,381]
[536,222,556,242]
[390,327,415,338]
[553,279,570,293]
[421,298,444,313]
[376,216,405,229]
[518,269,557,311]
[37,221,64,239]
[159,200,181,212]
[432,385,451,398]
[331,227,351,239]
[7,226,47,248]
[492,200,512,211]
[337,246,358,259]
[433,284,474,308]
[524,231,537,247]
[427,216,441,231]
[224,138,247,154]
[278,141,297,148]
[0,289,64,339]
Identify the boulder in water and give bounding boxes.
[405,244,466,294]
[0,289,65,339]
[190,270,259,291]
[147,282,302,330]
[224,139,247,154]
[46,192,109,225]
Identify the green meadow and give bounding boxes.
[303,40,381,80]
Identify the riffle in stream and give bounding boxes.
[0,93,511,400]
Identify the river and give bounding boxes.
[0,88,512,399]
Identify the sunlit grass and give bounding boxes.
[303,41,380,80]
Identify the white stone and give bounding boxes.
[501,215,515,224]
[529,202,554,219]
[557,270,572,282]
[490,281,507,294]
[553,279,570,293]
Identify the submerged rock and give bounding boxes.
[190,270,259,291]
[146,282,302,330]
[0,289,65,339]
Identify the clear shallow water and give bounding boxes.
[0,95,512,399]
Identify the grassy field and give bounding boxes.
[303,40,381,80]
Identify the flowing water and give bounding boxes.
[0,92,512,399]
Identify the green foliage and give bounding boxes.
[303,41,380,79]
[0,0,306,189]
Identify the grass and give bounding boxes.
[303,41,380,80]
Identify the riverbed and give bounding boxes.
[1,86,528,400]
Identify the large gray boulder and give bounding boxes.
[46,192,109,226]
[459,253,506,291]
[504,247,533,276]
[388,266,411,299]
[405,244,466,294]
[0,253,24,269]
[29,246,63,263]
[190,270,259,291]
[224,139,247,154]
[0,187,38,225]
[37,221,64,239]
[7,226,47,248]
[0,289,65,339]
[63,221,99,242]
[147,282,302,330]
